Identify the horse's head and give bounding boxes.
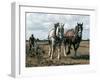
[54,22,59,29]
[56,23,64,39]
[75,23,83,37]
[53,22,60,37]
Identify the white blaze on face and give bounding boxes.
[78,28,82,37]
[56,27,59,37]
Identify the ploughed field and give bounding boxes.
[26,40,89,67]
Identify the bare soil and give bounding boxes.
[26,41,89,67]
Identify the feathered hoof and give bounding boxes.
[57,57,60,61]
[64,53,67,57]
[57,56,61,61]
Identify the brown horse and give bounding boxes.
[63,23,83,56]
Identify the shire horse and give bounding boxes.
[48,23,65,60]
[64,23,83,56]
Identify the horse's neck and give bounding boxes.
[48,28,56,38]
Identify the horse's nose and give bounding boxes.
[79,30,81,33]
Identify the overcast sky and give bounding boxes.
[26,13,90,40]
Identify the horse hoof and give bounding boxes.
[57,58,60,60]
[57,58,60,61]
[64,54,67,57]
[57,56,61,60]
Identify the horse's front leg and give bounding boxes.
[50,45,55,60]
[48,45,51,57]
[57,46,61,60]
[73,43,79,56]
[63,42,67,57]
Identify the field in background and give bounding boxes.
[26,40,89,67]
